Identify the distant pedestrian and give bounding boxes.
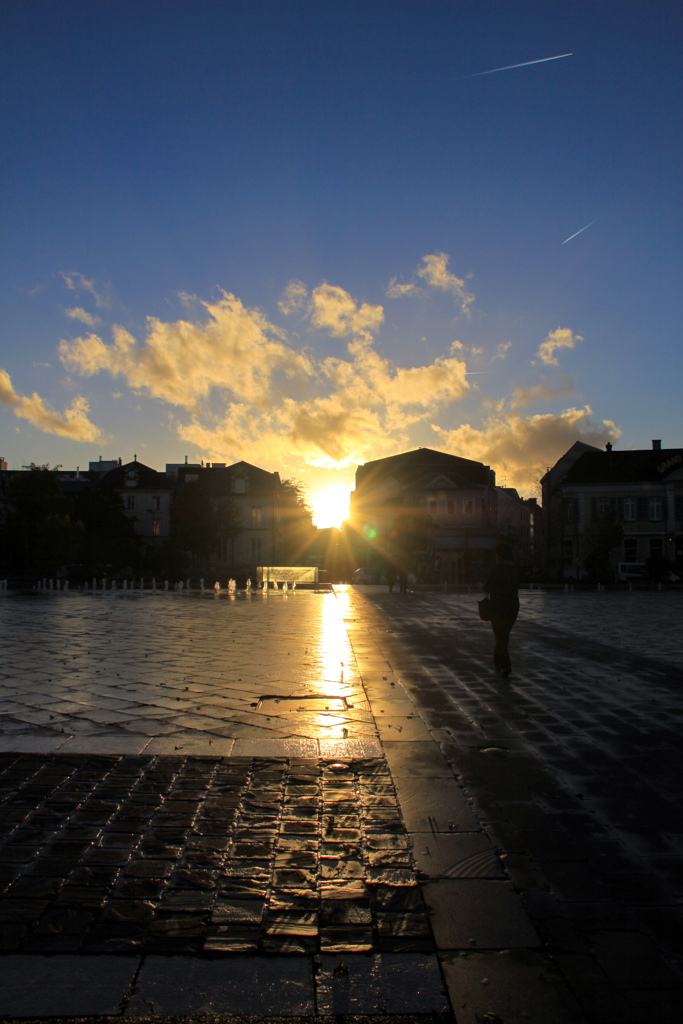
[484,540,520,679]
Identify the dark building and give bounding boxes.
[541,440,683,580]
[348,447,532,584]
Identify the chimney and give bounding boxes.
[185,455,188,464]
[605,442,612,451]
[652,439,662,450]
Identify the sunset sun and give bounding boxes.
[310,483,351,530]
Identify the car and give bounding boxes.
[352,567,376,584]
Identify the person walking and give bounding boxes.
[484,540,520,679]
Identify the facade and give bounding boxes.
[168,459,282,571]
[96,459,175,546]
[541,440,683,580]
[348,448,533,584]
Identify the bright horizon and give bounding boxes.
[2,2,680,529]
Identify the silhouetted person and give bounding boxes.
[484,540,519,679]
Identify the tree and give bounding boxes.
[73,486,140,575]
[279,479,314,564]
[583,509,624,584]
[2,465,81,576]
[170,479,242,572]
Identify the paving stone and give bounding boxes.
[413,831,504,879]
[0,954,138,1016]
[440,949,588,1024]
[126,954,315,1015]
[423,879,541,949]
[316,953,449,1015]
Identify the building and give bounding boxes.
[541,440,683,580]
[347,447,533,584]
[168,459,282,571]
[94,457,175,548]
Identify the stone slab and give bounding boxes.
[393,776,479,833]
[440,949,588,1024]
[319,738,383,758]
[0,955,138,1017]
[376,717,433,742]
[231,738,319,758]
[316,953,449,1015]
[423,880,541,949]
[382,741,454,778]
[126,955,315,1015]
[412,832,505,879]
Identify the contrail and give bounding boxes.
[463,53,573,79]
[562,221,595,245]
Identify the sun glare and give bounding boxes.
[311,484,351,530]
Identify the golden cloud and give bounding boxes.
[65,307,102,327]
[537,327,582,366]
[308,283,384,343]
[417,253,475,315]
[59,293,314,411]
[0,368,102,441]
[279,280,308,315]
[510,375,575,409]
[433,405,620,495]
[60,271,111,309]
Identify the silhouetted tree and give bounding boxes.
[73,486,140,575]
[171,479,242,572]
[279,479,314,563]
[2,464,81,576]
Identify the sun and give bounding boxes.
[310,484,351,530]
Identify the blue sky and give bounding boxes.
[2,1,681,525]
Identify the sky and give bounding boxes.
[2,1,681,527]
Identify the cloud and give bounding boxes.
[59,271,111,309]
[59,280,472,475]
[308,283,384,343]
[493,341,512,360]
[385,277,418,299]
[537,326,582,366]
[386,253,475,316]
[0,368,102,441]
[432,405,620,494]
[60,292,314,411]
[65,307,102,327]
[417,253,475,315]
[510,375,575,409]
[279,280,308,315]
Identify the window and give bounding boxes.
[234,478,246,493]
[649,498,662,521]
[152,519,160,537]
[623,499,636,521]
[596,498,609,515]
[151,496,160,511]
[251,505,262,527]
[624,538,638,561]
[464,499,474,515]
[125,496,136,511]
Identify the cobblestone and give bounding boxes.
[0,752,431,956]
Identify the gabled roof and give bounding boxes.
[540,441,603,488]
[356,448,493,492]
[100,461,175,490]
[562,448,683,485]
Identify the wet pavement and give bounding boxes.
[0,585,681,1021]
